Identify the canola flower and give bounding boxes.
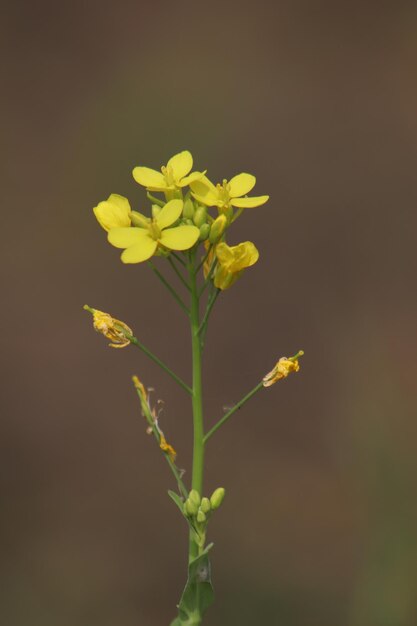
[214,241,259,290]
[83,305,132,348]
[262,351,304,387]
[133,150,205,193]
[190,173,269,212]
[108,199,200,263]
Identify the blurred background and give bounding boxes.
[1,1,417,624]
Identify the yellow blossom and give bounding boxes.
[190,173,269,212]
[83,305,132,348]
[93,194,131,231]
[214,241,259,290]
[107,199,200,263]
[262,351,304,387]
[159,434,177,462]
[132,150,205,192]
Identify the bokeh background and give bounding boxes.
[2,1,417,624]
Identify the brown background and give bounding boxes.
[2,1,417,625]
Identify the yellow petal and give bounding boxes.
[108,227,150,249]
[167,150,193,180]
[178,170,207,188]
[93,197,131,232]
[228,173,256,198]
[159,225,200,250]
[121,239,158,263]
[190,176,219,206]
[155,199,183,230]
[132,166,167,190]
[231,195,269,208]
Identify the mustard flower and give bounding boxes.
[262,351,304,387]
[83,305,132,348]
[190,173,269,211]
[93,194,131,231]
[132,150,204,192]
[214,241,259,290]
[107,199,199,263]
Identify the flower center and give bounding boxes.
[216,180,231,208]
[161,165,176,186]
[148,219,162,240]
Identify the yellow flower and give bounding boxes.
[190,173,269,211]
[83,305,132,348]
[214,241,259,290]
[262,351,304,387]
[107,199,200,263]
[159,433,177,462]
[132,150,205,192]
[93,194,131,231]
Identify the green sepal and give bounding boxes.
[170,545,214,626]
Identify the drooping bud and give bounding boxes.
[196,509,206,523]
[182,196,195,219]
[199,223,210,241]
[193,206,207,227]
[200,497,211,513]
[210,487,226,510]
[209,214,227,244]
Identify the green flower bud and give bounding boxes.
[200,497,211,513]
[152,204,161,219]
[182,197,195,219]
[196,509,206,523]
[184,218,194,225]
[130,210,149,228]
[193,206,207,227]
[185,498,199,516]
[209,214,227,244]
[199,223,210,241]
[189,489,201,506]
[210,487,226,510]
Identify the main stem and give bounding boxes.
[189,250,205,562]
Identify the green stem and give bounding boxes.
[148,261,190,316]
[203,381,264,443]
[198,288,220,337]
[171,251,186,267]
[168,256,191,292]
[146,192,165,207]
[188,250,205,561]
[198,259,218,297]
[128,335,193,396]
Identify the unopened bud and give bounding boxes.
[209,214,227,244]
[210,487,225,510]
[193,206,207,227]
[182,197,195,219]
[200,497,211,513]
[196,509,206,523]
[189,489,201,506]
[185,498,199,516]
[152,205,161,219]
[130,210,149,228]
[199,223,210,241]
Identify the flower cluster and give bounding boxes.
[93,150,269,289]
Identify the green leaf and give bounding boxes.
[170,546,214,626]
[167,490,200,538]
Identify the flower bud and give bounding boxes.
[182,197,195,219]
[193,206,207,227]
[209,214,227,244]
[210,487,225,510]
[196,509,206,523]
[189,489,201,506]
[152,204,161,218]
[199,223,210,241]
[200,497,211,513]
[185,498,199,516]
[130,210,149,228]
